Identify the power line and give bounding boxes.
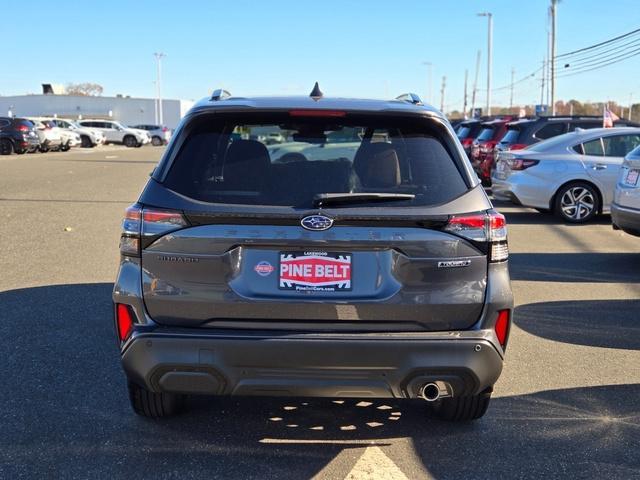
[555,33,640,66]
[560,45,640,73]
[556,48,640,78]
[556,26,640,59]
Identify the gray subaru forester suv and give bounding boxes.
[113,86,513,421]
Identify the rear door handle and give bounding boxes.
[592,164,607,170]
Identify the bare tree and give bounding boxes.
[66,82,104,96]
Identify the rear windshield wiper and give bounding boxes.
[313,192,416,207]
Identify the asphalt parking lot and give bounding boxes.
[1,146,639,479]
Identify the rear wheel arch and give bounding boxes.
[550,178,603,214]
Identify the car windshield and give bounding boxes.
[163,113,469,209]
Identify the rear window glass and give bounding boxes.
[500,127,522,144]
[163,113,469,208]
[456,126,471,138]
[476,127,495,141]
[534,122,566,140]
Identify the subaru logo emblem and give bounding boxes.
[301,215,334,231]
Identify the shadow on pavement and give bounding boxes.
[514,299,640,350]
[1,284,639,478]
[509,252,640,283]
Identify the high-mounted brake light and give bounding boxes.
[116,303,134,341]
[494,309,510,349]
[444,210,508,262]
[289,110,346,117]
[119,205,187,256]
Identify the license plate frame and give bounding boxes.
[625,168,639,186]
[278,251,352,292]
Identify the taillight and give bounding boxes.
[509,159,539,171]
[119,204,187,256]
[494,309,510,349]
[162,126,169,132]
[480,141,497,153]
[444,210,508,262]
[461,138,473,147]
[508,143,527,151]
[17,125,29,132]
[115,303,135,341]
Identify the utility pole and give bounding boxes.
[470,50,481,118]
[509,67,515,111]
[540,59,546,107]
[440,76,446,113]
[422,61,433,104]
[629,93,633,120]
[550,1,557,115]
[463,69,469,119]
[477,12,493,116]
[154,52,166,125]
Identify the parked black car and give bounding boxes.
[496,115,640,153]
[0,117,40,155]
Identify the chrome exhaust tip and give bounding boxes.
[419,382,441,402]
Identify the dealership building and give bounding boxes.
[0,85,194,129]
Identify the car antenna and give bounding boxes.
[309,82,323,100]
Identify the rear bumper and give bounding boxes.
[121,329,504,399]
[611,203,640,236]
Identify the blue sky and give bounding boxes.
[2,0,639,110]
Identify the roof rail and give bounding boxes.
[210,89,232,101]
[395,93,422,105]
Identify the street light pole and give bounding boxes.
[422,61,432,104]
[154,52,166,125]
[477,13,493,116]
[550,0,557,115]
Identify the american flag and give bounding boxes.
[603,106,620,128]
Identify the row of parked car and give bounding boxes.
[451,115,640,232]
[0,117,173,155]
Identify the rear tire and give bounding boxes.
[60,142,70,152]
[128,381,184,418]
[431,389,492,421]
[151,136,163,146]
[123,135,137,148]
[80,135,93,148]
[554,181,599,223]
[0,139,14,155]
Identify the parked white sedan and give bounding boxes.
[492,127,640,223]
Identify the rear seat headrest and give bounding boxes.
[353,142,401,188]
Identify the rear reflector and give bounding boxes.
[116,304,134,341]
[289,110,346,117]
[494,310,510,348]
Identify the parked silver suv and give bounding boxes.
[612,145,640,236]
[113,87,514,421]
